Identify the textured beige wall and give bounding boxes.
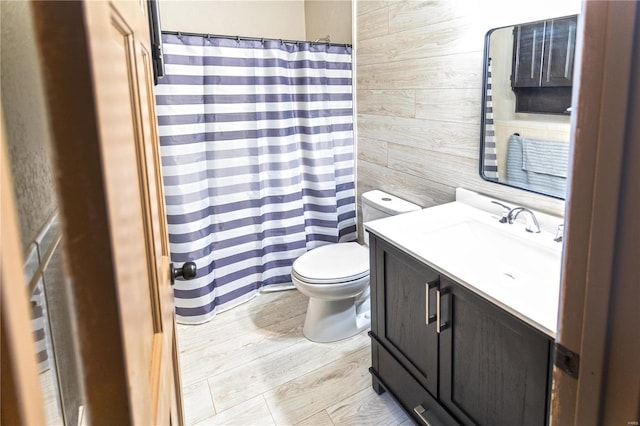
[305,0,352,44]
[159,0,307,40]
[1,1,57,251]
[356,0,581,227]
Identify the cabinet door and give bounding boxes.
[512,22,545,87]
[541,16,577,87]
[371,237,439,397]
[438,277,552,426]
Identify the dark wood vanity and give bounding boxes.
[368,233,553,426]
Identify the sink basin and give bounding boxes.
[425,219,561,289]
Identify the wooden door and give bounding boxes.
[30,1,182,424]
[370,236,439,397]
[438,276,552,426]
[552,1,640,424]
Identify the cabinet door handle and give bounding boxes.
[413,404,434,426]
[436,289,449,334]
[425,279,438,325]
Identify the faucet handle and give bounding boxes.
[554,224,564,242]
[490,201,511,223]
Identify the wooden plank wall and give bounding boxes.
[355,0,580,236]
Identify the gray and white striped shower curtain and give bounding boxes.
[155,34,356,324]
[484,59,499,181]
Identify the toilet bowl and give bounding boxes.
[292,242,370,342]
[292,190,421,343]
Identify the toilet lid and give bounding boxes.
[292,242,369,284]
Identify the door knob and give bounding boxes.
[170,262,197,285]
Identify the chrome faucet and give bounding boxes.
[508,207,541,233]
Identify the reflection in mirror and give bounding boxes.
[480,16,578,199]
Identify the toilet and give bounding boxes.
[291,190,421,342]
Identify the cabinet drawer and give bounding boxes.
[371,339,458,426]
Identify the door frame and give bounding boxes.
[552,1,640,424]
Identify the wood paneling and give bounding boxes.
[357,90,416,118]
[415,88,482,124]
[357,136,388,166]
[355,0,570,230]
[356,1,388,17]
[357,7,389,41]
[358,17,482,66]
[388,1,468,34]
[357,52,483,90]
[358,114,479,159]
[387,143,479,187]
[358,160,455,208]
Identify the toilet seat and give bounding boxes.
[291,242,369,284]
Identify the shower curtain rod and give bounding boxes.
[161,30,352,48]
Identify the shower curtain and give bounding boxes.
[155,34,356,324]
[483,58,499,181]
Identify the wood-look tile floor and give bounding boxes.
[177,290,411,426]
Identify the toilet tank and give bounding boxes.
[362,190,421,244]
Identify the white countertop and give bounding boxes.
[365,200,562,338]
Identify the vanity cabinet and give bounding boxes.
[368,233,553,426]
[370,235,439,396]
[438,276,552,426]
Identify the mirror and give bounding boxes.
[480,15,578,199]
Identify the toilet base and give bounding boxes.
[302,297,371,343]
